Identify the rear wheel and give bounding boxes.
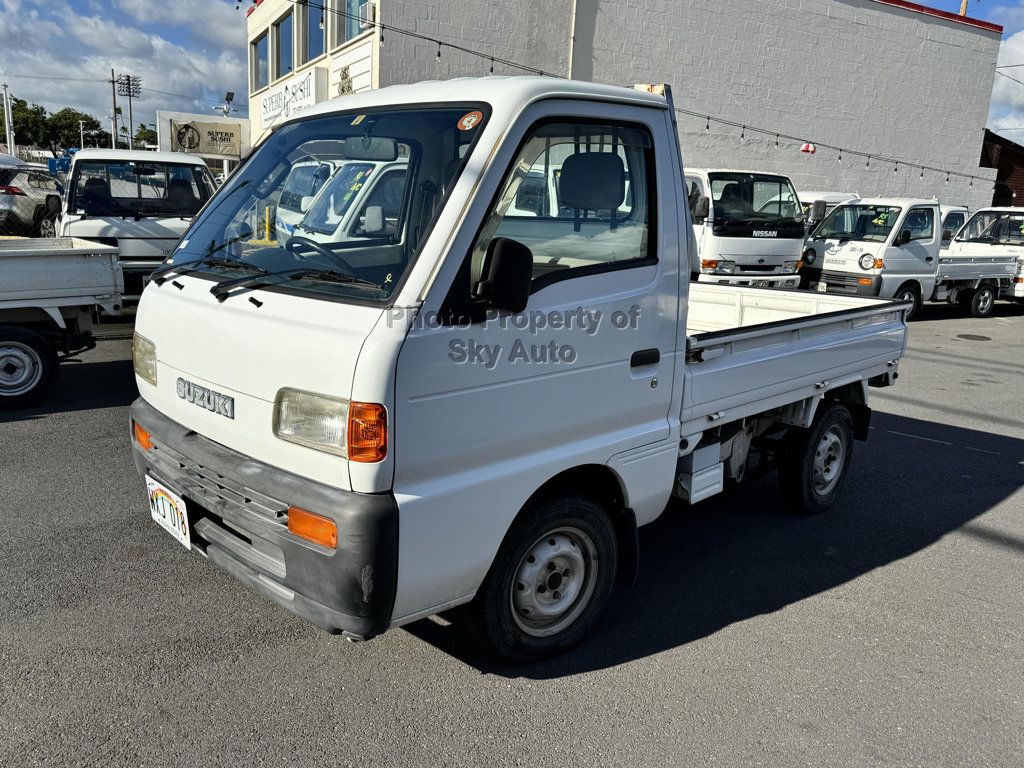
[466,495,617,662]
[893,283,922,319]
[778,403,854,514]
[0,326,58,409]
[970,285,996,318]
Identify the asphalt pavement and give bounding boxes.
[2,302,1023,767]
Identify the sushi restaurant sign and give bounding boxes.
[260,68,328,130]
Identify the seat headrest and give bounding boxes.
[558,152,625,211]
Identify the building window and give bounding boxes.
[251,33,269,92]
[332,0,364,48]
[305,1,326,62]
[275,12,293,80]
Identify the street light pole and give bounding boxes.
[79,119,86,149]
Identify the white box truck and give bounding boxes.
[129,78,909,661]
[803,198,1015,318]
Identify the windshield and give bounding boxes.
[166,103,488,304]
[813,204,902,243]
[956,210,1024,244]
[708,172,803,238]
[69,160,215,217]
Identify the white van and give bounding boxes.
[805,198,1015,317]
[685,169,805,287]
[59,149,217,299]
[946,207,1024,303]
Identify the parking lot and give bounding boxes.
[2,303,1022,767]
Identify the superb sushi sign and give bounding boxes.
[260,68,328,130]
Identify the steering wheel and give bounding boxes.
[284,235,356,273]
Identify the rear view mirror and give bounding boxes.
[811,200,827,222]
[474,237,533,312]
[343,137,398,162]
[693,195,710,221]
[299,195,315,213]
[362,205,384,235]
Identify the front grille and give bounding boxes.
[820,270,866,287]
[734,264,780,273]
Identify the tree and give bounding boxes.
[134,124,157,146]
[47,108,101,151]
[0,97,51,150]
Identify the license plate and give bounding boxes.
[146,475,191,549]
[752,279,769,287]
[817,282,828,293]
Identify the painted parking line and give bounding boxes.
[886,430,952,446]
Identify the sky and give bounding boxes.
[2,0,1024,142]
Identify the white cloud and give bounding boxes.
[113,0,244,49]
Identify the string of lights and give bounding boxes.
[243,1,996,189]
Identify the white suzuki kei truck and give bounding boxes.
[945,207,1024,304]
[684,169,805,288]
[802,198,1016,318]
[59,149,217,299]
[130,78,909,661]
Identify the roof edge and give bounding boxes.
[871,0,1002,34]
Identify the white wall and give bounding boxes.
[378,0,1001,210]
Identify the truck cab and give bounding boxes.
[685,168,805,288]
[939,204,969,253]
[946,207,1024,303]
[59,149,217,299]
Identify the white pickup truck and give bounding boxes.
[685,168,805,288]
[129,78,908,661]
[803,198,1016,318]
[0,237,122,407]
[946,207,1024,305]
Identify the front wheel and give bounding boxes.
[466,496,617,662]
[893,283,922,319]
[970,285,996,318]
[0,326,58,409]
[778,403,854,514]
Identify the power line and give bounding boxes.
[996,70,1024,88]
[0,72,107,83]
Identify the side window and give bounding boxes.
[470,119,654,292]
[906,208,935,242]
[351,169,407,237]
[684,175,704,217]
[942,212,965,244]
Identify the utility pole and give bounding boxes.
[116,74,141,150]
[1,82,14,154]
[960,0,969,15]
[110,69,118,149]
[79,119,86,149]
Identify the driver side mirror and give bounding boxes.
[942,229,954,244]
[474,237,533,313]
[45,194,61,217]
[361,205,385,235]
[896,228,913,247]
[299,195,315,213]
[810,200,827,223]
[693,195,710,222]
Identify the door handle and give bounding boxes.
[630,348,660,367]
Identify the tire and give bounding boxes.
[38,217,56,238]
[956,288,974,308]
[466,495,618,662]
[893,283,922,319]
[778,403,854,515]
[0,326,58,409]
[970,285,996,318]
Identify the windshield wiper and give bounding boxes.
[964,235,994,243]
[210,268,382,302]
[152,251,267,286]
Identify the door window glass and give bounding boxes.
[905,208,935,242]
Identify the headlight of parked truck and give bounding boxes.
[132,333,157,386]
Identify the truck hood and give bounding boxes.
[814,239,883,272]
[134,275,384,490]
[709,234,804,263]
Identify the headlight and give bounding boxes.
[274,389,388,461]
[132,332,157,385]
[858,254,876,270]
[713,260,735,274]
[782,261,800,274]
[274,388,349,456]
[803,247,816,265]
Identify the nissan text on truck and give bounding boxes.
[802,198,1015,318]
[685,168,805,288]
[130,78,908,661]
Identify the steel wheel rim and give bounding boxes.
[0,341,43,396]
[510,526,598,638]
[897,289,915,304]
[976,289,993,314]
[812,427,846,496]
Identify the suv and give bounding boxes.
[0,157,61,236]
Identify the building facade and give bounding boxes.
[246,0,1002,209]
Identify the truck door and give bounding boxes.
[391,104,682,618]
[894,206,938,296]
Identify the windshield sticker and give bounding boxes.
[351,114,366,126]
[457,111,484,131]
[871,212,889,227]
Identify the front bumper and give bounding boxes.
[130,398,399,640]
[809,270,882,297]
[697,272,800,289]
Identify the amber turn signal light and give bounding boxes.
[701,259,718,270]
[348,402,387,462]
[857,278,872,286]
[133,420,153,451]
[288,506,338,548]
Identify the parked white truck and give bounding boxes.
[58,149,217,300]
[946,207,1024,304]
[685,168,805,287]
[129,78,908,661]
[1,237,122,407]
[802,198,1015,318]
